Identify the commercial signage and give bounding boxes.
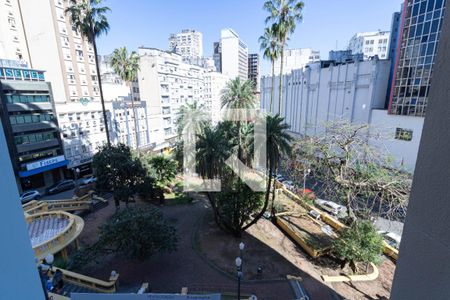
[0,67,45,81]
[26,155,66,171]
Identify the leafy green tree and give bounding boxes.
[149,156,177,186]
[259,23,281,112]
[264,0,304,114]
[110,47,140,149]
[69,207,177,266]
[215,179,264,236]
[93,144,153,207]
[332,221,384,272]
[66,0,111,145]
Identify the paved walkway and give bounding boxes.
[79,195,340,299]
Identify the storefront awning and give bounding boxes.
[19,159,69,178]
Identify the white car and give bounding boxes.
[20,190,41,204]
[80,175,97,186]
[315,199,345,216]
[283,180,295,190]
[378,231,402,249]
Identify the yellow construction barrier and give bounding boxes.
[279,187,399,261]
[321,263,379,282]
[275,216,331,258]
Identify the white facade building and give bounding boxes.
[138,48,206,149]
[261,59,422,172]
[348,31,391,60]
[137,48,228,150]
[220,28,248,81]
[204,71,229,123]
[168,29,203,63]
[0,0,30,63]
[274,48,320,75]
[110,101,151,150]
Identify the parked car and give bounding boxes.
[315,199,345,216]
[276,174,285,182]
[283,180,295,190]
[80,175,96,186]
[20,190,41,204]
[46,180,75,195]
[378,231,402,249]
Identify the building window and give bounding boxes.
[395,128,413,141]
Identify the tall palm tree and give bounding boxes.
[259,24,280,113]
[221,78,256,163]
[176,102,208,137]
[110,47,140,150]
[266,114,292,216]
[264,0,304,115]
[66,0,111,145]
[242,114,292,227]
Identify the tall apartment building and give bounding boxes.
[348,31,391,60]
[0,0,30,63]
[138,48,206,150]
[110,100,151,150]
[274,48,321,75]
[213,42,222,73]
[0,60,67,192]
[248,53,260,91]
[5,0,113,174]
[219,29,248,81]
[204,71,229,123]
[138,47,227,150]
[168,29,203,63]
[389,0,447,117]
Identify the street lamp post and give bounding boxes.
[75,167,80,188]
[235,257,242,300]
[303,168,311,193]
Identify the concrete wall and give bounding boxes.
[390,7,450,299]
[369,109,423,172]
[0,121,44,299]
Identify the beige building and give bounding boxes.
[4,0,110,173]
[168,29,203,63]
[0,0,30,63]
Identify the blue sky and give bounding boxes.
[97,0,403,75]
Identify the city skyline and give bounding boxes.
[96,0,402,75]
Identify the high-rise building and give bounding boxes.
[248,53,260,91]
[348,31,391,60]
[168,29,203,63]
[10,0,113,174]
[274,48,321,75]
[0,0,30,63]
[220,29,248,81]
[213,42,222,73]
[385,6,404,108]
[388,0,447,117]
[138,48,206,150]
[204,71,229,123]
[0,60,67,192]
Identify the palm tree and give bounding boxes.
[110,47,140,150]
[221,78,256,163]
[265,114,292,216]
[259,24,280,113]
[66,0,111,145]
[176,102,208,137]
[264,0,304,115]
